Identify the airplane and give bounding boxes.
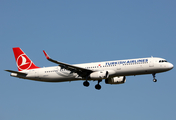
[5,47,174,90]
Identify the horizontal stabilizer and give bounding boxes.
[5,70,27,75]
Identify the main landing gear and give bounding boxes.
[95,80,102,90]
[152,73,157,82]
[83,80,102,90]
[83,80,90,87]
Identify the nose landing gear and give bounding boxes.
[152,73,157,82]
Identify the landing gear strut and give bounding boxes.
[95,80,102,90]
[83,80,90,87]
[152,73,157,82]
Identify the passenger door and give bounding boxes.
[149,58,154,67]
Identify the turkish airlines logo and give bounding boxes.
[17,54,32,70]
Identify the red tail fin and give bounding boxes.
[13,47,40,71]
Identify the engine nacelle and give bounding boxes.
[105,76,126,84]
[89,71,109,80]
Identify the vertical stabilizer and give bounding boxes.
[13,47,40,71]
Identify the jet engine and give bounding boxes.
[89,71,109,80]
[105,76,126,84]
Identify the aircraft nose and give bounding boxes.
[168,63,174,69]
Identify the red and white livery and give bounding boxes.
[6,47,174,90]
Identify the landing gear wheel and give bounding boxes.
[83,81,90,87]
[153,79,157,82]
[95,84,101,90]
[152,73,157,82]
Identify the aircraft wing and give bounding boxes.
[43,50,94,77]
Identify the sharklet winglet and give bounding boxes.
[43,50,50,59]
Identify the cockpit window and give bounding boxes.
[159,60,168,63]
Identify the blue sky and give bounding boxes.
[1,0,176,120]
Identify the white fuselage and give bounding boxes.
[12,57,173,82]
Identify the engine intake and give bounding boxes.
[105,76,126,84]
